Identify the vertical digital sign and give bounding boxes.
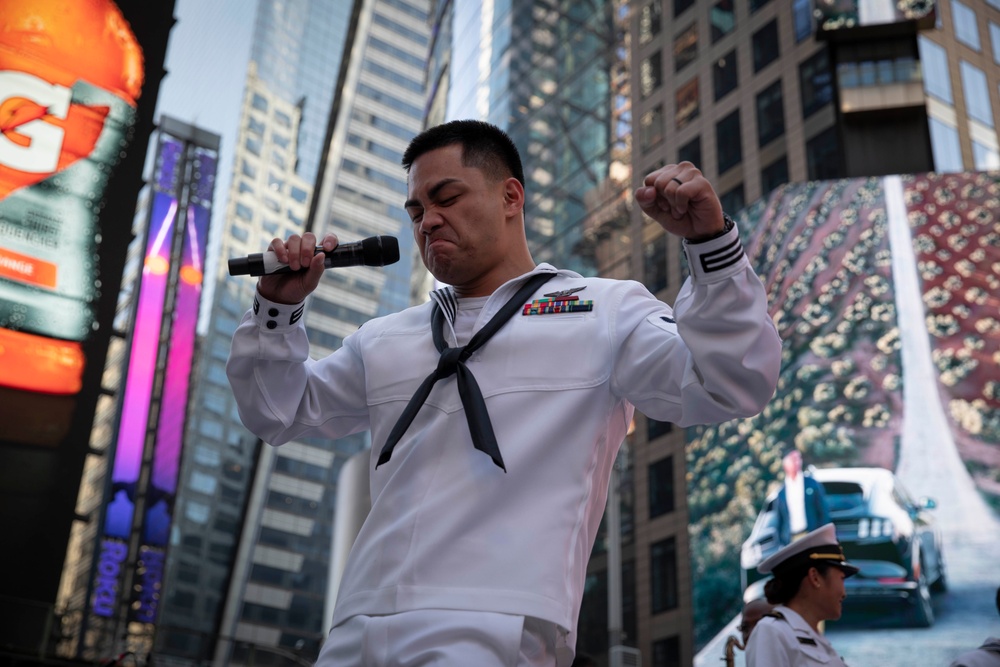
[132,146,215,624]
[94,136,182,619]
[93,126,217,629]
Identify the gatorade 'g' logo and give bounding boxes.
[0,70,109,199]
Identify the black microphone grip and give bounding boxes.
[228,235,399,276]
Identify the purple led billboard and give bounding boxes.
[131,147,215,624]
[93,131,216,622]
[94,186,178,617]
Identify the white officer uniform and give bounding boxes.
[227,226,782,666]
[746,605,847,666]
[745,524,858,667]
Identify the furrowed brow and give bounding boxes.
[404,178,461,209]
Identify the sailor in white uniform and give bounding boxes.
[745,523,859,667]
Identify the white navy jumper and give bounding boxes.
[226,224,782,660]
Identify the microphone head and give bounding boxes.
[362,235,400,266]
[228,257,251,275]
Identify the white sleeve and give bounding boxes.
[225,291,370,446]
[612,223,782,426]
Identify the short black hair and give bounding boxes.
[402,119,525,187]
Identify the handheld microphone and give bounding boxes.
[228,235,400,276]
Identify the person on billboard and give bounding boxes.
[948,585,1000,666]
[774,448,831,547]
[745,523,858,667]
[227,119,782,666]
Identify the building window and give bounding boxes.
[793,0,813,41]
[251,93,268,112]
[713,51,738,101]
[973,140,1000,169]
[761,156,789,195]
[641,51,663,99]
[247,116,265,136]
[991,23,1000,64]
[678,136,701,166]
[245,136,262,157]
[918,37,953,103]
[716,109,742,173]
[752,20,780,72]
[274,110,292,129]
[675,0,695,16]
[639,2,662,44]
[674,23,698,72]
[235,203,254,221]
[806,126,840,180]
[952,0,981,50]
[647,418,673,440]
[241,159,257,179]
[711,0,735,42]
[640,105,665,152]
[675,77,700,129]
[653,636,682,667]
[651,537,679,613]
[720,183,745,214]
[649,456,676,518]
[928,118,964,172]
[800,49,833,118]
[959,61,994,127]
[756,80,785,146]
[644,234,668,293]
[750,0,772,12]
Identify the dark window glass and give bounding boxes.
[800,48,834,118]
[651,537,679,613]
[761,156,789,195]
[675,0,695,17]
[674,23,698,72]
[647,418,673,440]
[807,126,840,180]
[640,105,665,152]
[577,570,609,657]
[644,234,668,293]
[793,0,813,40]
[649,456,676,518]
[623,560,638,642]
[713,50,738,100]
[675,77,700,129]
[720,183,745,214]
[639,2,662,44]
[641,51,663,98]
[653,636,682,667]
[752,20,780,72]
[678,135,702,166]
[711,0,736,42]
[756,80,785,146]
[750,0,772,12]
[716,110,742,173]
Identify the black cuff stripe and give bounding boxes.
[290,305,304,325]
[700,240,745,273]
